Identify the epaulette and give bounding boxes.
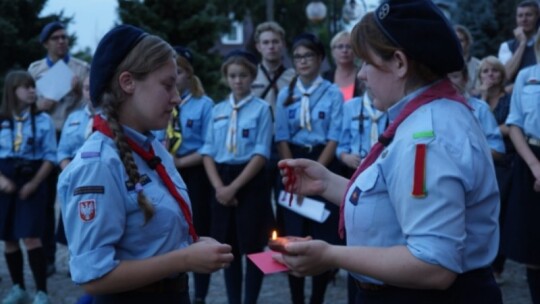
[79,139,104,159]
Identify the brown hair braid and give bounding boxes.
[283,75,298,107]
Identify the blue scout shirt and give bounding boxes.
[275,79,343,146]
[467,97,505,154]
[57,105,94,163]
[336,96,388,159]
[344,85,500,284]
[506,64,540,138]
[199,96,272,164]
[0,110,57,163]
[58,125,192,284]
[176,94,213,157]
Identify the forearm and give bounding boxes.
[229,155,266,190]
[175,152,203,169]
[30,161,54,185]
[326,245,456,289]
[202,156,223,188]
[83,250,188,295]
[504,42,526,80]
[320,171,349,205]
[509,125,538,167]
[317,141,337,167]
[277,141,292,159]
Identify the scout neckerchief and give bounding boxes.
[93,115,198,241]
[362,93,385,147]
[84,105,95,139]
[13,111,28,152]
[226,94,252,154]
[260,64,286,100]
[338,79,468,239]
[297,76,323,131]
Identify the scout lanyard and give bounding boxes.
[260,64,286,100]
[338,79,468,239]
[93,115,198,241]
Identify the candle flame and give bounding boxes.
[272,230,277,240]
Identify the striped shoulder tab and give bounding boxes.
[80,139,104,159]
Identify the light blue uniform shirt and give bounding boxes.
[468,97,505,154]
[57,105,94,163]
[0,110,57,163]
[58,126,192,284]
[506,64,540,138]
[275,80,343,146]
[199,96,272,164]
[344,84,500,284]
[336,96,388,159]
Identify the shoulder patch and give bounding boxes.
[125,174,152,191]
[74,186,105,196]
[79,199,96,222]
[412,130,434,139]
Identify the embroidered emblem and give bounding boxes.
[81,151,100,158]
[26,137,34,145]
[349,187,361,205]
[412,144,428,198]
[413,130,434,139]
[527,77,540,85]
[79,199,96,222]
[187,119,193,128]
[74,186,105,196]
[126,174,152,191]
[288,109,296,119]
[68,121,81,126]
[378,3,390,20]
[242,129,250,138]
[318,111,326,119]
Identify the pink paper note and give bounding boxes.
[247,250,289,274]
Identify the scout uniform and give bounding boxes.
[467,97,505,154]
[251,64,295,114]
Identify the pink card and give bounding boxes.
[247,250,289,274]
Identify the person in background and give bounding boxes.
[57,25,233,304]
[170,45,215,304]
[276,1,502,303]
[475,55,515,284]
[498,0,540,90]
[200,50,273,304]
[0,70,57,304]
[454,25,481,95]
[275,32,343,304]
[503,29,540,304]
[448,66,505,160]
[28,21,90,276]
[323,31,364,102]
[251,21,296,238]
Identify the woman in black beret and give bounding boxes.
[274,0,503,303]
[57,25,233,303]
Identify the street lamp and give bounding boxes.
[306,1,328,23]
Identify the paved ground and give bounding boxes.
[0,243,533,303]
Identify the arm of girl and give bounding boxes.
[222,155,266,204]
[509,125,540,191]
[174,152,203,169]
[277,141,293,160]
[317,140,337,167]
[19,160,54,200]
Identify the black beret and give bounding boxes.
[224,49,258,66]
[40,22,65,44]
[292,32,326,60]
[90,24,147,107]
[374,0,464,75]
[173,46,194,65]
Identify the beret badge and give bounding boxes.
[378,3,390,20]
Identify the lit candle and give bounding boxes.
[268,230,289,253]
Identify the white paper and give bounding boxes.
[36,60,74,102]
[277,190,331,223]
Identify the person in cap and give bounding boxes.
[28,21,90,276]
[170,45,215,304]
[274,0,503,303]
[200,49,273,304]
[503,29,540,304]
[0,70,57,304]
[274,32,343,304]
[56,25,233,304]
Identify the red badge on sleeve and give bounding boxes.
[79,199,96,222]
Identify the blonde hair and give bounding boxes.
[254,21,285,42]
[330,31,350,48]
[101,35,175,222]
[176,56,204,98]
[477,55,506,92]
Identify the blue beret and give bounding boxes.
[374,0,464,75]
[292,33,325,60]
[90,25,147,107]
[40,22,65,44]
[224,49,258,66]
[173,46,194,65]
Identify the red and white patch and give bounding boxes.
[79,199,96,222]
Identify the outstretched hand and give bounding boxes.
[183,237,234,273]
[278,158,330,198]
[273,239,334,277]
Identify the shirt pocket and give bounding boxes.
[521,84,540,115]
[212,119,229,142]
[350,166,380,231]
[184,113,202,135]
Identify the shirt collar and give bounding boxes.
[122,124,155,151]
[386,81,435,123]
[45,54,70,68]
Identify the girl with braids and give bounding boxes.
[274,33,344,304]
[57,25,233,304]
[0,70,56,304]
[200,49,273,304]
